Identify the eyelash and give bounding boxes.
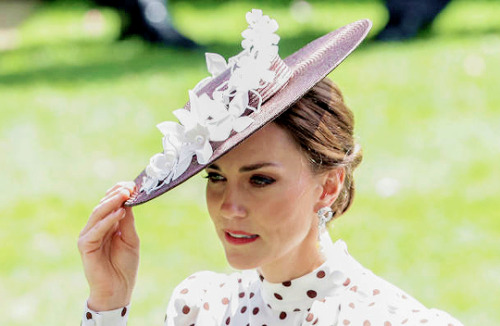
[203,172,276,187]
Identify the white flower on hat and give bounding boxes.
[242,9,279,60]
[140,9,281,194]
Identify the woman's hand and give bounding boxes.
[78,182,140,311]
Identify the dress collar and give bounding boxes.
[259,232,351,312]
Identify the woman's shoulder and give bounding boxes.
[326,240,463,326]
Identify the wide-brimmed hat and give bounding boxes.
[125,9,371,206]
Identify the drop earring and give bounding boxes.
[317,206,333,236]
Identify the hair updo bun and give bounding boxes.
[274,78,362,219]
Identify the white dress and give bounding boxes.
[82,234,463,326]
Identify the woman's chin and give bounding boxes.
[224,252,260,270]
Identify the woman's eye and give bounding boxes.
[250,175,276,187]
[204,172,225,183]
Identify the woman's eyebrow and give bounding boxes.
[206,162,280,172]
[239,162,280,172]
[207,164,221,171]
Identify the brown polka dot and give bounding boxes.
[221,297,229,305]
[420,319,428,323]
[259,275,264,281]
[313,318,319,325]
[241,306,247,313]
[219,283,225,288]
[306,313,314,322]
[373,289,380,296]
[86,312,92,320]
[384,322,392,326]
[282,281,292,287]
[348,302,355,309]
[350,286,358,292]
[121,307,127,317]
[306,290,317,298]
[253,307,259,315]
[225,316,230,325]
[239,292,245,298]
[274,293,283,300]
[182,305,190,314]
[343,278,351,286]
[238,278,242,283]
[250,292,255,298]
[363,321,371,326]
[180,288,189,294]
[343,320,350,325]
[293,308,301,312]
[316,270,326,278]
[203,302,210,310]
[279,311,287,320]
[267,304,272,309]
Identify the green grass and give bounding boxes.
[1,0,499,324]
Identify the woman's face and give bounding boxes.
[205,123,327,281]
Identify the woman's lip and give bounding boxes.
[224,229,257,236]
[224,230,259,245]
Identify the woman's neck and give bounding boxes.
[257,230,325,283]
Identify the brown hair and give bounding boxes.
[273,78,362,219]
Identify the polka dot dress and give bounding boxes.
[82,234,463,325]
[162,234,463,326]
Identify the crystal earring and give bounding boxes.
[317,206,333,234]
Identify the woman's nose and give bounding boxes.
[220,185,247,219]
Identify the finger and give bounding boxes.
[105,181,136,197]
[80,208,126,253]
[81,189,130,236]
[101,183,136,204]
[117,207,139,248]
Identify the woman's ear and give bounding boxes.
[314,167,345,212]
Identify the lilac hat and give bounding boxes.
[126,9,371,206]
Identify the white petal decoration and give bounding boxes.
[228,91,249,116]
[157,121,183,136]
[195,140,213,165]
[172,109,194,129]
[172,154,193,180]
[206,53,228,77]
[233,116,254,132]
[141,9,285,194]
[208,116,233,142]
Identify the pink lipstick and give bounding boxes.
[224,230,259,245]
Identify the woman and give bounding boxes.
[79,10,463,326]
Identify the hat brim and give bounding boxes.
[125,19,372,206]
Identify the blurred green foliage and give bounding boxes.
[0,0,499,325]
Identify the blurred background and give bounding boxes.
[1,0,499,324]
